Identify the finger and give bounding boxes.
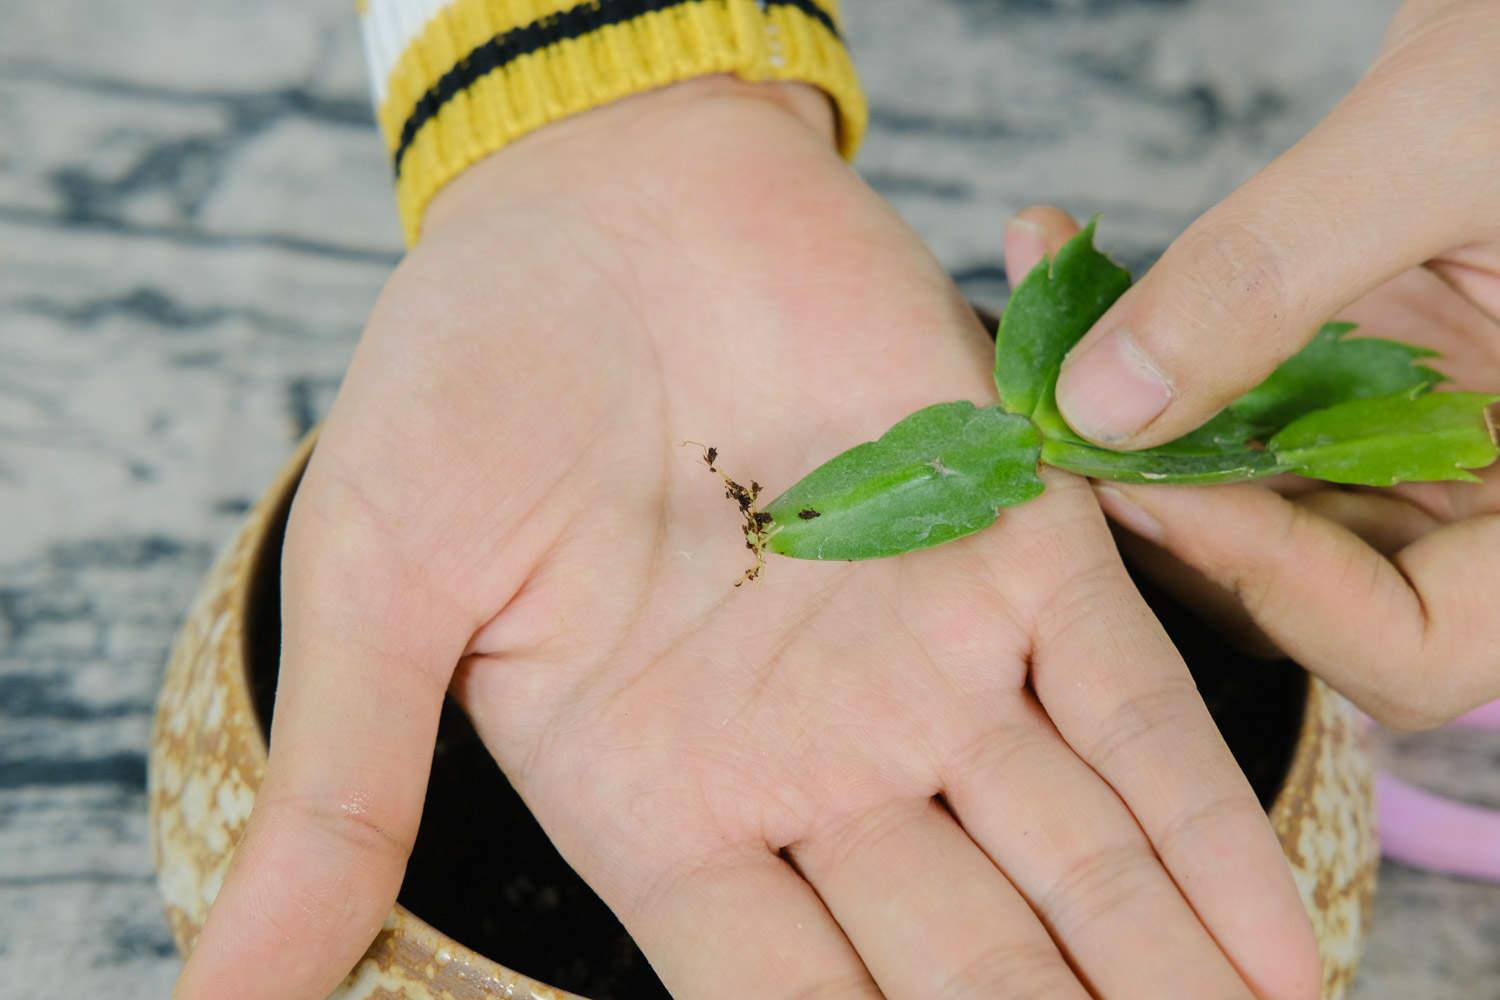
[1004,205,1084,287]
[1095,479,1500,729]
[1054,23,1500,448]
[1110,523,1283,659]
[988,477,1318,999]
[1386,458,1500,524]
[940,699,1252,999]
[790,797,1087,999]
[175,488,463,1000]
[623,847,878,999]
[1293,489,1441,555]
[1102,486,1441,655]
[1428,246,1500,328]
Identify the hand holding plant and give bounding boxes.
[998,0,1500,734]
[1013,203,1500,734]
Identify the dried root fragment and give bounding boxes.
[683,441,777,585]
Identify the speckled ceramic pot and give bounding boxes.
[149,433,1379,999]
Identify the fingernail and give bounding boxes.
[1057,329,1173,443]
[1004,217,1047,279]
[1094,486,1164,543]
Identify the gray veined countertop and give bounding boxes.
[2,0,1497,996]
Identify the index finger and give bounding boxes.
[997,475,1320,1000]
[1098,476,1500,730]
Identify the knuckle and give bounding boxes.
[1040,841,1156,940]
[1083,676,1204,775]
[1037,561,1132,640]
[932,942,1074,1000]
[1165,219,1291,342]
[281,462,463,691]
[791,975,881,1000]
[803,800,931,879]
[600,843,751,934]
[945,723,1051,787]
[285,468,405,584]
[235,793,413,943]
[1153,791,1264,869]
[264,791,415,865]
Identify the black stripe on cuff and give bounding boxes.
[392,0,841,176]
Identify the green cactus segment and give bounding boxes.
[1269,391,1499,486]
[1041,438,1286,485]
[762,402,1044,560]
[993,218,1130,430]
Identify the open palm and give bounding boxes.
[176,80,1312,1000]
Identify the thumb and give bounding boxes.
[1055,26,1497,448]
[174,487,464,1000]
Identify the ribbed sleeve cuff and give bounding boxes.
[359,0,867,244]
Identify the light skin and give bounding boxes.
[173,77,1315,999]
[1038,0,1500,731]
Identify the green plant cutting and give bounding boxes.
[729,221,1499,565]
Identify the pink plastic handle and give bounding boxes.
[1376,771,1500,882]
[1453,699,1500,731]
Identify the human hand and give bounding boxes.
[175,77,1314,1000]
[1049,0,1499,453]
[1006,199,1500,731]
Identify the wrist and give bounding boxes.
[731,76,839,147]
[363,0,865,245]
[421,74,838,247]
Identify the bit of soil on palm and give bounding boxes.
[684,441,776,584]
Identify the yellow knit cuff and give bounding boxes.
[361,0,867,245]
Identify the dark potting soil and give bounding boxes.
[246,475,1303,999]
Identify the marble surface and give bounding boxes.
[2,0,1496,996]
